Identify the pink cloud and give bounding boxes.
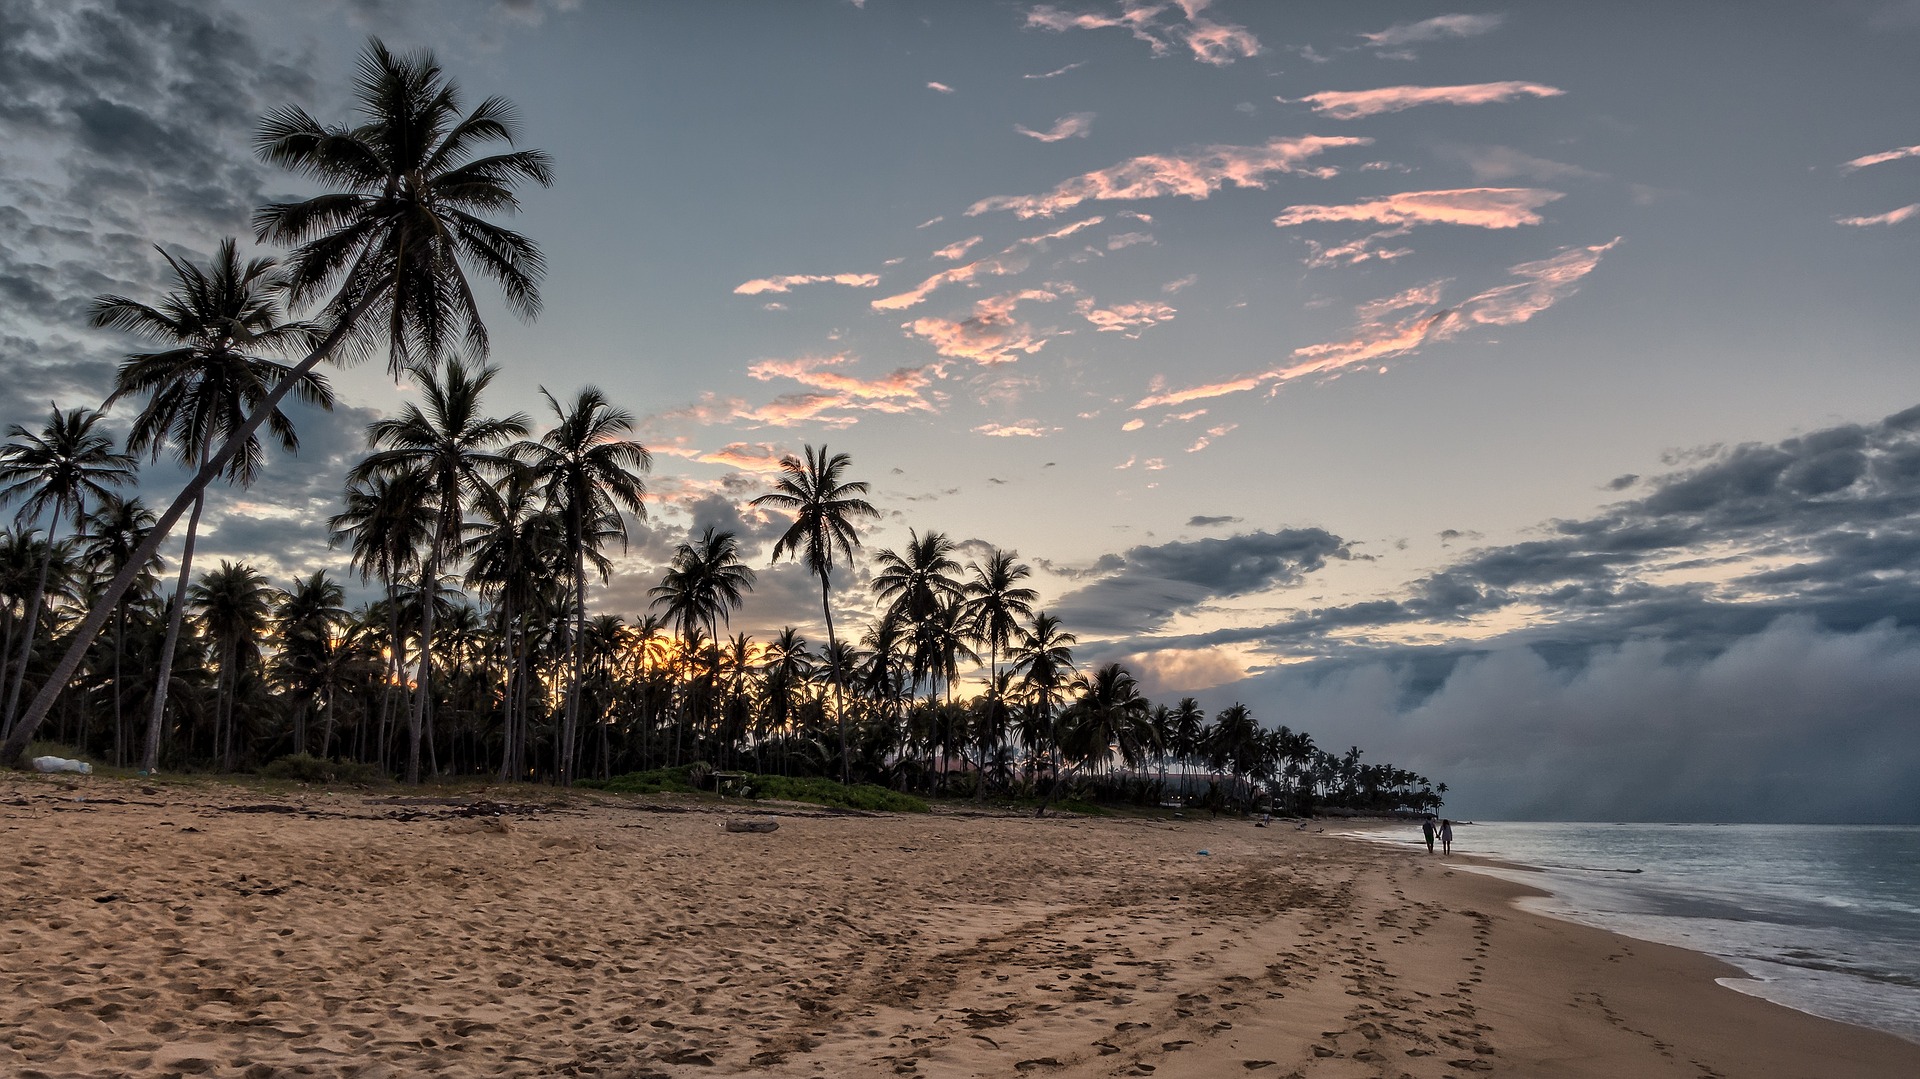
[1121,418,1145,432]
[873,217,1103,309]
[1360,13,1504,48]
[1291,81,1562,120]
[1077,297,1177,335]
[1027,1,1259,65]
[969,135,1368,218]
[974,421,1060,438]
[1838,204,1920,227]
[933,235,983,260]
[1017,112,1096,142]
[1108,231,1155,250]
[734,272,880,295]
[1186,421,1237,453]
[653,355,946,431]
[927,81,955,94]
[1842,145,1920,171]
[903,289,1060,365]
[1275,187,1562,230]
[1302,228,1414,267]
[652,440,793,475]
[1133,239,1618,408]
[1025,61,1087,79]
[747,353,935,402]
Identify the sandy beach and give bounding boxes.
[3,774,1915,1079]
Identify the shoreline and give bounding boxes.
[4,774,1917,1077]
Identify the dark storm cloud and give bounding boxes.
[1052,528,1351,633]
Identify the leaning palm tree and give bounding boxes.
[750,445,878,785]
[91,238,330,773]
[2,39,551,768]
[0,406,136,738]
[350,357,526,783]
[522,386,649,786]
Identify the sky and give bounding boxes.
[3,0,1919,821]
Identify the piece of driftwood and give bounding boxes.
[722,818,779,834]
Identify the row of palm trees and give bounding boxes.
[0,38,1447,815]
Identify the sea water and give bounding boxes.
[1351,822,1920,1044]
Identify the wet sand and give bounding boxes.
[3,773,1916,1078]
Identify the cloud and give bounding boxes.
[1440,144,1605,184]
[927,81,954,94]
[1133,239,1619,407]
[1024,61,1087,79]
[1842,144,1920,171]
[1121,418,1144,431]
[1837,204,1920,227]
[1289,82,1563,121]
[1076,297,1176,335]
[747,353,936,403]
[1052,528,1353,633]
[661,355,940,432]
[1016,112,1095,142]
[1274,187,1563,230]
[1359,13,1505,49]
[1186,421,1237,452]
[733,272,880,295]
[1024,0,1260,65]
[974,421,1060,438]
[1107,231,1154,250]
[932,236,983,260]
[969,135,1369,218]
[902,289,1060,365]
[873,217,1102,309]
[1187,515,1241,527]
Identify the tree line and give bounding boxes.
[0,40,1445,817]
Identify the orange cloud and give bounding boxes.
[1027,0,1259,66]
[734,272,880,295]
[1275,187,1562,230]
[747,354,935,401]
[1132,371,1271,411]
[903,289,1060,365]
[968,135,1368,218]
[1291,81,1562,120]
[933,235,983,260]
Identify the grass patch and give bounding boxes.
[578,767,701,796]
[257,753,390,785]
[747,775,927,813]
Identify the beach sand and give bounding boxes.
[3,774,1916,1079]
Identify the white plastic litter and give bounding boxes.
[30,756,92,775]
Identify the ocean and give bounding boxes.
[1347,821,1920,1044]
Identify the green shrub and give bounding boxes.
[593,766,701,795]
[258,753,389,785]
[747,774,927,813]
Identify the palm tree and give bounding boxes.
[1009,611,1076,815]
[80,496,160,767]
[750,445,878,785]
[522,386,650,785]
[0,406,136,738]
[190,561,275,770]
[350,357,526,783]
[2,38,552,767]
[329,472,435,772]
[91,238,330,773]
[1169,696,1206,799]
[1060,663,1151,778]
[462,469,564,781]
[962,547,1037,694]
[275,571,349,757]
[1208,703,1260,810]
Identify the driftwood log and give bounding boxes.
[723,818,779,834]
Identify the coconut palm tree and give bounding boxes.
[190,561,275,770]
[962,547,1037,694]
[0,406,136,738]
[2,39,551,767]
[90,238,330,773]
[1059,663,1151,778]
[462,469,564,781]
[522,386,649,785]
[350,357,526,783]
[329,472,435,772]
[275,571,349,757]
[80,496,160,766]
[1008,610,1076,814]
[750,445,877,785]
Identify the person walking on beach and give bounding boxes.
[1421,815,1436,853]
[1439,819,1454,855]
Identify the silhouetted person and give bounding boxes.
[1421,815,1436,853]
[1439,818,1454,855]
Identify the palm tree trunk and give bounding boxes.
[559,540,587,785]
[817,570,848,786]
[3,511,64,738]
[0,297,375,770]
[406,557,439,785]
[112,606,126,768]
[140,489,206,774]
